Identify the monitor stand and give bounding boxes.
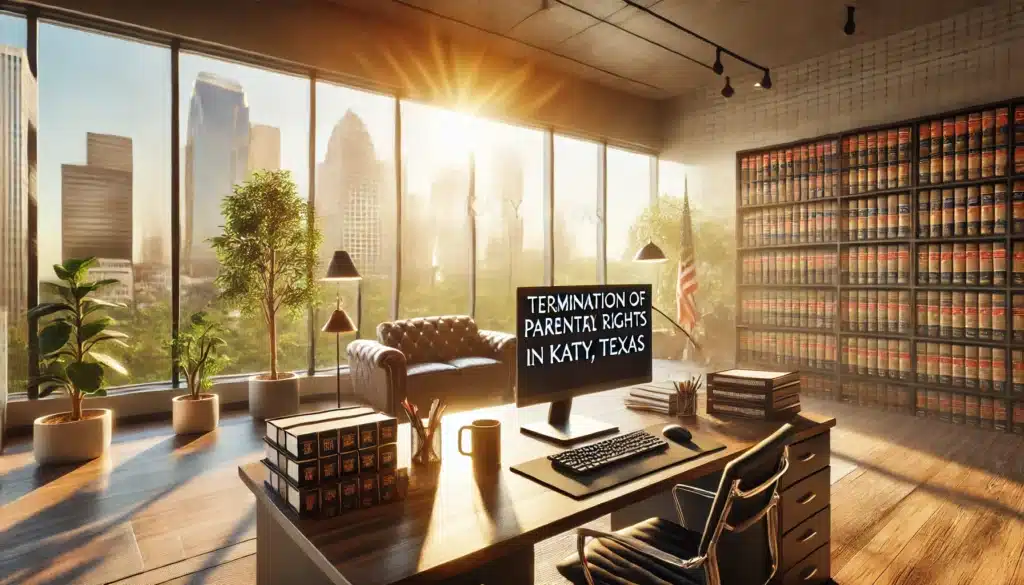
[519,399,619,446]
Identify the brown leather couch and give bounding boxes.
[347,316,516,415]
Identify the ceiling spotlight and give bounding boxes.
[844,5,856,35]
[712,47,724,75]
[721,76,734,98]
[755,69,772,89]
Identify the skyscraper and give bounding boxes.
[0,46,36,326]
[184,72,249,278]
[247,123,280,175]
[316,111,386,275]
[428,166,471,279]
[61,133,133,262]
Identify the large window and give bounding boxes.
[399,102,473,318]
[314,81,395,368]
[0,12,27,393]
[606,147,655,285]
[37,24,171,387]
[554,136,601,285]
[473,120,545,332]
[179,53,310,376]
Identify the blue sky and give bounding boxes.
[2,13,667,277]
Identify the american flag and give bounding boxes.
[676,185,699,330]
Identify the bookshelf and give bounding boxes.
[735,98,1024,434]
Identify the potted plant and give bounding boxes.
[29,257,129,464]
[211,169,321,420]
[169,312,229,434]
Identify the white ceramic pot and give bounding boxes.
[249,373,299,421]
[33,408,112,465]
[172,393,220,435]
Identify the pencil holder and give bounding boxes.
[411,419,442,466]
[675,376,701,418]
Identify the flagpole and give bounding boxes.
[652,305,701,352]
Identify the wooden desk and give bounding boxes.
[238,388,835,585]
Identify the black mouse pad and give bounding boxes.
[510,423,727,499]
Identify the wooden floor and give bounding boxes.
[1,386,1021,585]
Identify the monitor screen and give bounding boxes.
[516,284,653,407]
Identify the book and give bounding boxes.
[707,369,799,390]
[709,386,800,409]
[708,399,801,421]
[265,406,374,448]
[283,413,396,460]
[263,461,408,518]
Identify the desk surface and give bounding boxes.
[238,387,835,585]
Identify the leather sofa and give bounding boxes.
[347,316,516,415]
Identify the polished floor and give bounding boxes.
[1,373,1021,585]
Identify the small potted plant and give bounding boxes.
[211,169,321,420]
[169,312,229,434]
[29,257,129,464]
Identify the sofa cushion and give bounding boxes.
[406,362,458,377]
[377,316,484,364]
[446,356,501,370]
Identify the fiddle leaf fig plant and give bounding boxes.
[169,312,230,400]
[210,169,321,380]
[29,257,129,421]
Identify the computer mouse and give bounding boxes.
[662,424,693,444]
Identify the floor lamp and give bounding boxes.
[633,242,701,353]
[322,251,360,408]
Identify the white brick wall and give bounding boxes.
[661,0,1024,217]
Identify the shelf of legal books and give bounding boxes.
[840,336,913,382]
[739,201,839,247]
[740,249,838,285]
[843,126,913,195]
[916,182,1009,239]
[842,192,912,241]
[840,244,911,285]
[917,108,1011,187]
[914,388,1011,429]
[913,341,1008,394]
[840,289,912,335]
[914,241,1008,287]
[837,378,915,414]
[739,138,842,207]
[913,290,1007,341]
[800,373,839,401]
[739,289,836,331]
[1010,241,1024,288]
[737,330,837,375]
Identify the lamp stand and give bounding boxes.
[335,291,342,408]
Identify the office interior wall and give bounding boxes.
[660,0,1024,363]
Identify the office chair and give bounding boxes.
[557,424,793,585]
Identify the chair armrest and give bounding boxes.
[347,340,407,415]
[479,330,515,361]
[576,527,706,585]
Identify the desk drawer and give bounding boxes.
[781,432,829,490]
[780,466,830,533]
[780,542,829,585]
[780,507,830,575]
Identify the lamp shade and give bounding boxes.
[633,242,668,263]
[321,308,356,334]
[324,251,361,281]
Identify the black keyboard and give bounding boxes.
[548,430,669,476]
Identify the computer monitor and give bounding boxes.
[516,284,653,445]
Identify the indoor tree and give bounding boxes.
[210,169,321,380]
[29,257,129,421]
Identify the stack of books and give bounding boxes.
[707,369,801,420]
[262,406,407,518]
[624,382,679,415]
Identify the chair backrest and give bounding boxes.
[697,423,793,584]
[376,316,483,364]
